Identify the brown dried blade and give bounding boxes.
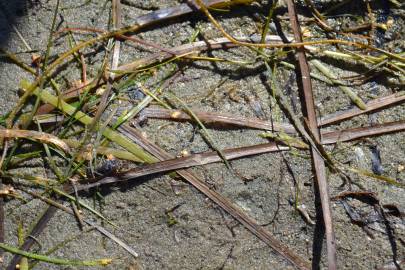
[77,119,405,190]
[0,129,70,153]
[321,120,405,145]
[76,143,289,190]
[142,108,405,144]
[117,35,286,72]
[286,0,337,269]
[320,92,405,126]
[118,125,310,270]
[141,107,296,133]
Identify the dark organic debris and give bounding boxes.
[370,145,384,175]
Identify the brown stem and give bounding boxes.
[286,1,337,269]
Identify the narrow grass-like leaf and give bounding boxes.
[311,59,367,110]
[0,242,112,266]
[20,79,154,163]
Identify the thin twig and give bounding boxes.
[0,3,32,51]
[0,129,70,153]
[117,34,287,72]
[56,27,177,55]
[142,107,405,144]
